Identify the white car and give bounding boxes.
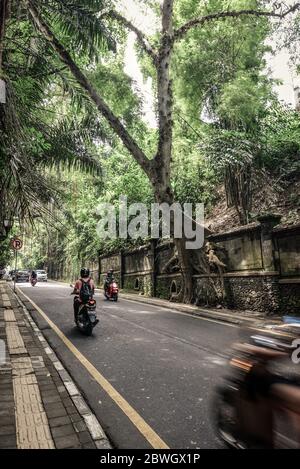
[36,270,48,282]
[0,269,11,280]
[2,270,12,281]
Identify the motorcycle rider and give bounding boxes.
[30,270,37,283]
[104,269,114,294]
[72,268,95,322]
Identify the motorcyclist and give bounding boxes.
[104,269,114,294]
[72,268,95,321]
[31,270,37,281]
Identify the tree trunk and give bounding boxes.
[0,0,10,72]
[225,164,252,225]
[153,184,195,303]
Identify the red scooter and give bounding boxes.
[31,277,37,287]
[104,281,119,301]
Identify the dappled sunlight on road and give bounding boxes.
[14,281,67,289]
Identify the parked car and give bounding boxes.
[15,270,30,283]
[36,270,48,282]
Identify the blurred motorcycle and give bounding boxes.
[214,319,300,448]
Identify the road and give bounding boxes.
[17,281,241,449]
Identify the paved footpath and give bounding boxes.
[0,281,111,449]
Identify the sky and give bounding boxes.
[119,0,299,127]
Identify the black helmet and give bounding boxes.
[80,268,90,278]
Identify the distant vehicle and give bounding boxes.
[36,270,48,282]
[31,277,37,287]
[104,280,119,301]
[15,270,30,283]
[9,270,16,280]
[2,270,12,281]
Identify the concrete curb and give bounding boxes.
[12,286,112,450]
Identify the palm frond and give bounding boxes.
[39,0,116,59]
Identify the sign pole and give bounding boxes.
[10,237,23,292]
[14,249,17,293]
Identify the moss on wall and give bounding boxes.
[156,277,171,300]
[122,274,153,297]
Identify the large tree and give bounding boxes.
[0,0,104,238]
[2,0,299,301]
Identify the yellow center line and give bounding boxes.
[17,287,169,450]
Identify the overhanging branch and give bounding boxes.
[26,0,153,177]
[101,10,158,66]
[174,3,300,41]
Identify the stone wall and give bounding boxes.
[224,274,281,313]
[99,253,120,286]
[210,225,263,271]
[48,257,98,283]
[279,281,300,314]
[98,217,300,315]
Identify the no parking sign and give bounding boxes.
[10,238,23,291]
[10,238,23,250]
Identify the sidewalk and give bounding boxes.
[0,281,111,449]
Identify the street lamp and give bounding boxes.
[0,218,13,240]
[4,219,12,234]
[4,219,12,230]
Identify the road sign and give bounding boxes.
[10,238,23,250]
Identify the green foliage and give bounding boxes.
[217,72,271,130]
[257,105,300,178]
[0,1,111,229]
[173,0,273,128]
[2,0,300,273]
[0,239,14,269]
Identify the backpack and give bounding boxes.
[80,279,91,304]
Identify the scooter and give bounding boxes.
[70,285,99,336]
[104,281,119,301]
[213,321,300,448]
[31,277,37,287]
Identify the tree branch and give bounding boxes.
[101,10,158,66]
[174,3,300,41]
[26,0,153,177]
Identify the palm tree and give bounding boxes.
[0,0,106,236]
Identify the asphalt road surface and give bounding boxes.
[18,281,241,449]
